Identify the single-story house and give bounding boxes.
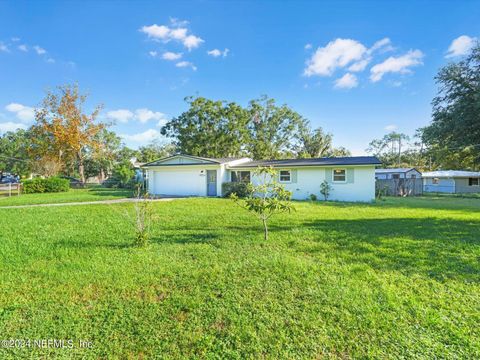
[375,168,422,180]
[142,154,381,202]
[422,170,480,193]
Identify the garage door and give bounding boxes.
[152,169,204,196]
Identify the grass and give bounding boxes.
[0,196,479,358]
[0,186,132,206]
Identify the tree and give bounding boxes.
[86,129,122,181]
[366,132,410,167]
[420,42,480,170]
[137,142,176,163]
[248,96,308,159]
[297,127,333,158]
[161,97,250,158]
[0,129,32,178]
[31,84,105,182]
[230,167,293,240]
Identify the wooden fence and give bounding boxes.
[376,178,423,197]
[0,183,22,198]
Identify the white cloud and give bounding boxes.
[370,49,424,82]
[304,37,396,77]
[46,58,55,63]
[140,21,204,50]
[334,73,358,89]
[369,38,393,53]
[183,35,204,50]
[106,109,134,123]
[120,129,161,143]
[106,108,167,124]
[149,51,158,57]
[304,38,367,76]
[446,35,476,58]
[18,44,28,52]
[33,45,46,55]
[176,61,197,71]
[348,59,370,72]
[11,37,20,42]
[385,124,398,131]
[0,122,28,133]
[5,103,35,123]
[207,48,229,57]
[134,108,167,124]
[0,42,9,52]
[304,43,312,50]
[162,51,182,60]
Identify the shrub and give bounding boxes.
[222,182,251,198]
[320,180,332,201]
[22,177,70,194]
[309,193,318,201]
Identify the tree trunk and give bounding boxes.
[100,168,105,183]
[78,151,85,184]
[262,218,268,241]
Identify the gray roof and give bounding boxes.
[422,170,480,178]
[229,156,382,169]
[375,168,419,173]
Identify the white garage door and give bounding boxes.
[152,169,204,196]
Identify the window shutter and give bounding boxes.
[347,168,355,183]
[291,170,297,183]
[325,168,333,182]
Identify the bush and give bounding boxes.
[309,193,317,201]
[222,182,251,198]
[22,177,70,194]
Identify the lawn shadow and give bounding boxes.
[301,217,480,282]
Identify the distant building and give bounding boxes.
[422,170,480,193]
[375,168,422,180]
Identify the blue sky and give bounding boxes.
[0,1,478,155]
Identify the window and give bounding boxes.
[432,178,439,184]
[333,169,346,182]
[279,170,291,182]
[392,174,400,179]
[468,178,479,186]
[231,171,250,183]
[410,174,416,179]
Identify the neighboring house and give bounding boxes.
[422,170,480,194]
[375,168,423,196]
[142,154,381,202]
[375,168,422,180]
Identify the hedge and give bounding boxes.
[222,182,251,198]
[22,177,70,194]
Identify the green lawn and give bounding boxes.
[0,197,479,358]
[0,186,132,206]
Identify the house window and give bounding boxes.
[279,170,291,183]
[231,171,251,183]
[392,174,400,179]
[468,178,479,186]
[410,174,416,179]
[333,169,346,182]
[432,178,439,184]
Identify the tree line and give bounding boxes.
[0,90,348,182]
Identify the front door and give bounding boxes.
[206,170,217,196]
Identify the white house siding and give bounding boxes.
[248,165,376,202]
[423,178,456,193]
[148,165,223,197]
